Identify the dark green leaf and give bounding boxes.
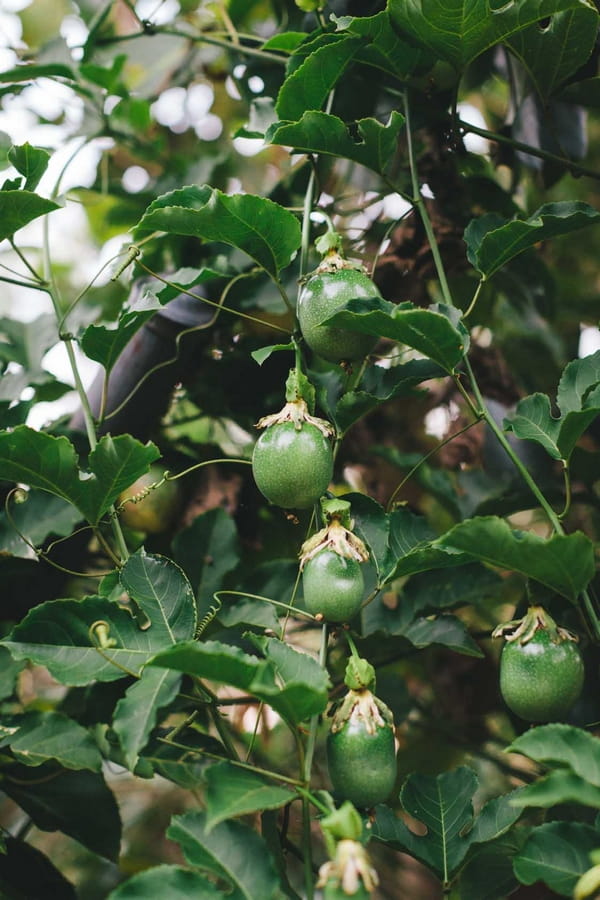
[119,549,197,642]
[2,595,179,685]
[0,836,77,900]
[0,490,81,559]
[0,646,23,701]
[505,393,562,459]
[0,710,102,771]
[267,111,404,175]
[401,615,484,657]
[112,668,181,770]
[510,771,600,809]
[275,36,363,121]
[172,507,240,616]
[513,821,600,896]
[0,427,159,524]
[148,638,330,724]
[383,507,470,583]
[508,723,600,788]
[204,762,293,831]
[459,833,525,900]
[334,10,423,78]
[2,763,121,860]
[434,516,595,600]
[388,0,593,71]
[0,191,60,241]
[168,811,284,899]
[559,75,600,107]
[143,729,224,788]
[505,6,598,100]
[373,767,478,877]
[8,143,50,191]
[323,300,468,372]
[81,290,162,374]
[109,866,223,899]
[135,185,301,277]
[339,492,389,578]
[465,202,600,277]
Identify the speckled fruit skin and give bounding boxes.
[327,719,396,809]
[252,421,333,509]
[500,629,584,722]
[119,465,180,534]
[303,550,364,622]
[323,884,370,900]
[298,268,382,363]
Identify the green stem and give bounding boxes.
[558,461,572,520]
[463,276,486,319]
[459,119,600,183]
[403,90,454,308]
[345,631,361,661]
[302,623,328,900]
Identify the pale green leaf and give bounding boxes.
[119,548,197,643]
[112,668,181,770]
[508,723,600,788]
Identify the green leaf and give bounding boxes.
[434,516,595,601]
[323,300,468,373]
[148,638,330,724]
[509,771,600,809]
[333,10,423,78]
[559,75,600,107]
[388,0,594,72]
[119,549,197,642]
[383,507,471,583]
[135,185,301,278]
[373,768,520,879]
[267,111,404,175]
[0,710,102,771]
[143,729,224,788]
[400,615,484,657]
[506,352,600,461]
[513,821,600,896]
[0,836,77,900]
[275,35,363,121]
[334,359,443,434]
[109,866,223,899]
[0,490,81,559]
[172,507,240,616]
[0,646,23,700]
[81,290,162,374]
[465,202,600,278]
[2,762,121,860]
[168,811,284,899]
[0,426,159,524]
[8,143,50,191]
[0,190,60,241]
[505,6,598,100]
[112,668,182,770]
[251,342,295,365]
[505,393,562,459]
[507,723,600,788]
[339,493,389,578]
[459,833,525,900]
[0,63,76,83]
[557,349,600,414]
[2,595,180,685]
[204,762,293,831]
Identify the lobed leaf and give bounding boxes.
[135,185,301,277]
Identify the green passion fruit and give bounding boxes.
[499,627,584,722]
[252,421,333,509]
[298,267,382,363]
[302,549,365,622]
[327,689,396,809]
